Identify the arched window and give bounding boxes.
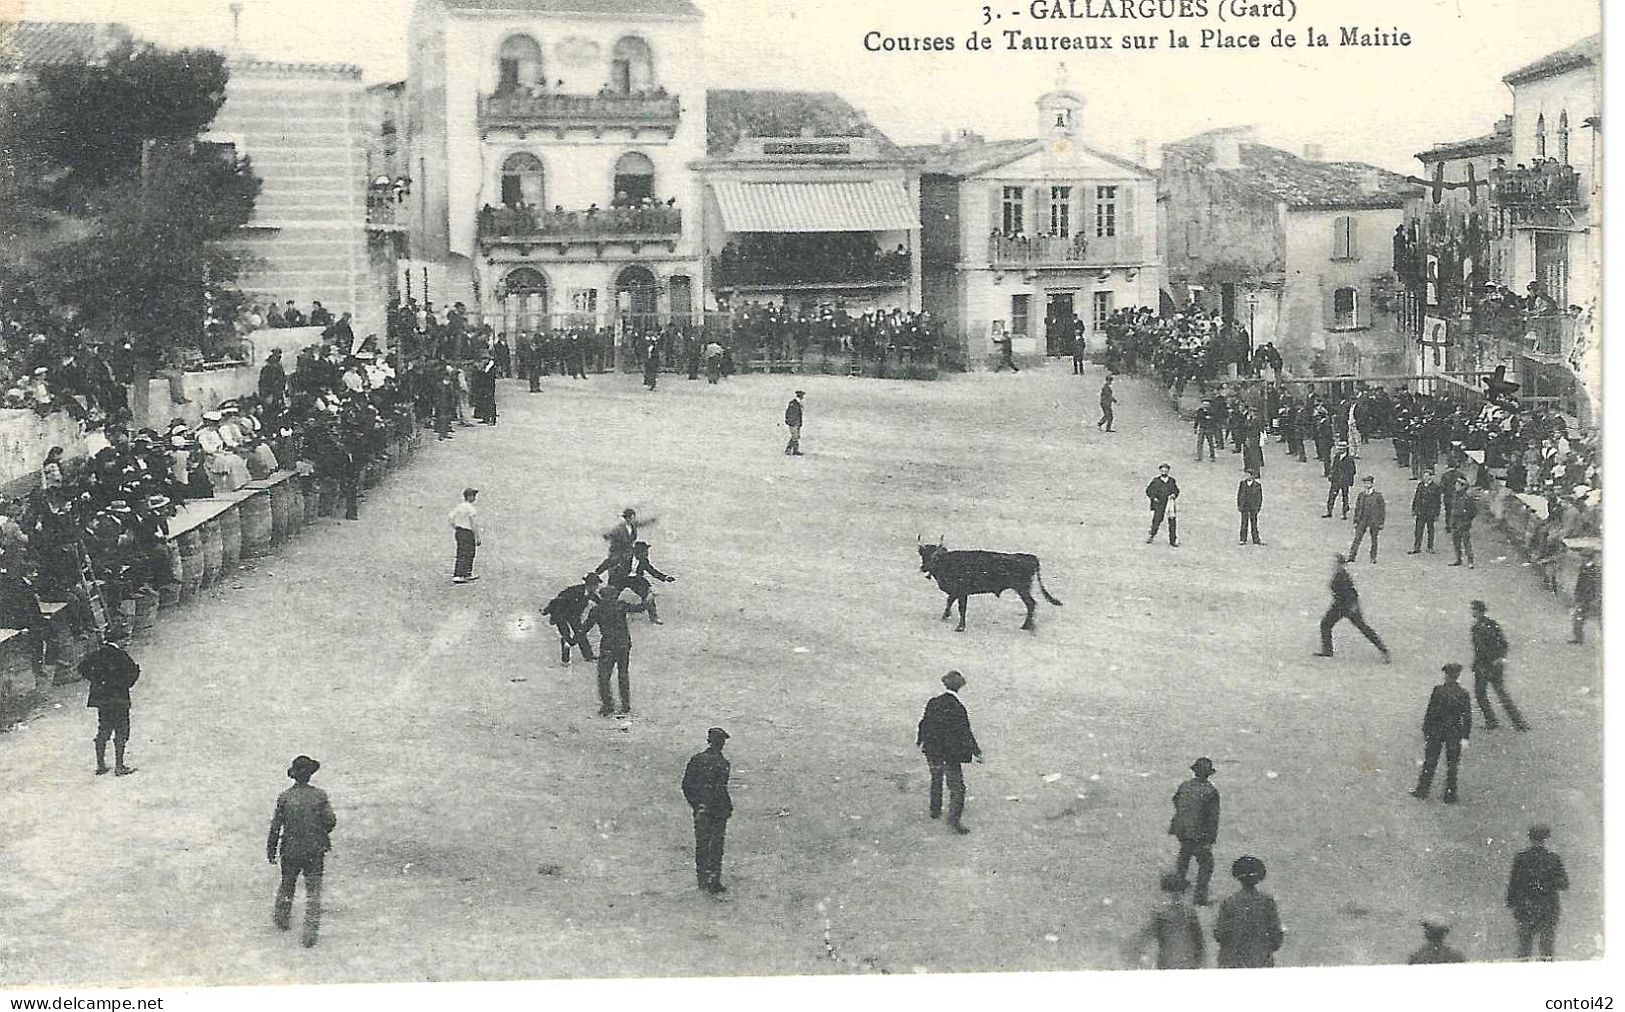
[498,35,543,93]
[610,36,655,94]
[1535,114,1547,158]
[1558,111,1571,165]
[612,151,656,205]
[499,268,550,336]
[500,152,544,208]
[615,265,659,316]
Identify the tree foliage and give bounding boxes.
[6,41,259,363]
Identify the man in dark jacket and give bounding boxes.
[1449,479,1477,567]
[1236,474,1264,545]
[1193,399,1221,461]
[1507,824,1568,960]
[609,541,676,624]
[580,588,649,716]
[1315,554,1390,661]
[682,727,733,895]
[258,349,287,409]
[1169,757,1220,905]
[82,638,140,776]
[917,670,982,834]
[1570,551,1601,644]
[784,390,805,455]
[1097,375,1117,432]
[1470,600,1526,731]
[1348,475,1386,563]
[1145,464,1180,547]
[1411,663,1472,802]
[1323,445,1357,518]
[1214,856,1284,968]
[267,755,337,947]
[541,573,600,664]
[1408,470,1443,554]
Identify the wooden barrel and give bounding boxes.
[301,477,320,525]
[178,530,204,598]
[218,503,242,572]
[240,493,273,558]
[133,588,159,633]
[285,481,306,535]
[200,519,223,586]
[270,482,293,542]
[165,539,184,586]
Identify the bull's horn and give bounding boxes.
[917,534,922,543]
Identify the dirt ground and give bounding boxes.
[0,366,1603,985]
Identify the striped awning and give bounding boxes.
[711,180,919,233]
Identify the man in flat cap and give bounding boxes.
[81,636,140,776]
[784,390,805,456]
[1315,554,1391,662]
[594,508,641,577]
[1169,758,1220,905]
[1214,856,1284,968]
[1412,663,1472,803]
[449,487,481,585]
[1507,824,1568,960]
[916,670,982,835]
[267,755,337,948]
[580,584,648,716]
[1469,600,1527,732]
[681,728,733,895]
[1407,920,1466,964]
[541,573,601,665]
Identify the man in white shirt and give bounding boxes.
[449,488,481,585]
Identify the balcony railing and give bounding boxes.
[478,91,681,135]
[988,233,1145,267]
[1494,163,1585,225]
[711,253,910,290]
[478,205,682,243]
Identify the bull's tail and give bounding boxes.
[1035,564,1063,607]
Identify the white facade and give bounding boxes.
[1280,206,1406,373]
[922,91,1161,363]
[407,0,706,332]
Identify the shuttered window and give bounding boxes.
[1332,215,1358,260]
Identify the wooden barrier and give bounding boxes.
[219,503,242,574]
[177,530,204,599]
[200,520,224,587]
[240,494,272,558]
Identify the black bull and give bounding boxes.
[917,542,1063,632]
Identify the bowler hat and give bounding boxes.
[1441,662,1463,676]
[622,508,636,518]
[287,755,321,780]
[707,727,730,742]
[1421,920,1450,940]
[1231,855,1267,883]
[1191,757,1215,775]
[941,670,966,690]
[1529,824,1552,842]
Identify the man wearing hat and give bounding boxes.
[1407,921,1466,964]
[1315,554,1390,662]
[1144,463,1180,547]
[1448,477,1477,567]
[1169,758,1221,904]
[784,390,806,456]
[1135,872,1205,969]
[1323,444,1357,519]
[449,488,481,585]
[258,348,287,409]
[1214,856,1284,968]
[1506,824,1568,960]
[681,728,733,894]
[580,584,649,715]
[268,756,337,947]
[1097,374,1117,432]
[1570,549,1601,644]
[1412,663,1472,803]
[1469,601,1526,731]
[1408,469,1443,555]
[916,670,982,834]
[1348,475,1386,563]
[81,636,140,776]
[541,573,601,664]
[595,508,644,576]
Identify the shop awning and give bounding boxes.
[711,180,919,233]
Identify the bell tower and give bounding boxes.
[1037,64,1085,154]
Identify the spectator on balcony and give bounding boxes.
[282,301,306,328]
[309,302,334,328]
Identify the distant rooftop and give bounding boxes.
[904,134,1150,178]
[438,0,701,17]
[0,21,132,73]
[1414,118,1513,164]
[1503,34,1600,86]
[1166,129,1418,210]
[706,89,903,159]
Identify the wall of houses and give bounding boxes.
[1504,66,1601,310]
[1159,151,1286,299]
[1281,206,1406,372]
[212,61,384,342]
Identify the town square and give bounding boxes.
[0,0,1610,1003]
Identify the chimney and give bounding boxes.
[228,2,243,53]
[1303,143,1324,162]
[1133,137,1148,165]
[1212,133,1242,170]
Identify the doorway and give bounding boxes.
[1044,292,1076,357]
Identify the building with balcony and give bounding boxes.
[1395,118,1512,378]
[406,0,706,336]
[1160,128,1417,374]
[908,85,1159,363]
[208,57,388,342]
[697,90,921,316]
[1496,33,1600,422]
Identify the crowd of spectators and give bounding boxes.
[1491,157,1582,208]
[478,198,681,238]
[1102,306,1255,391]
[720,301,942,366]
[1,286,130,421]
[713,235,910,287]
